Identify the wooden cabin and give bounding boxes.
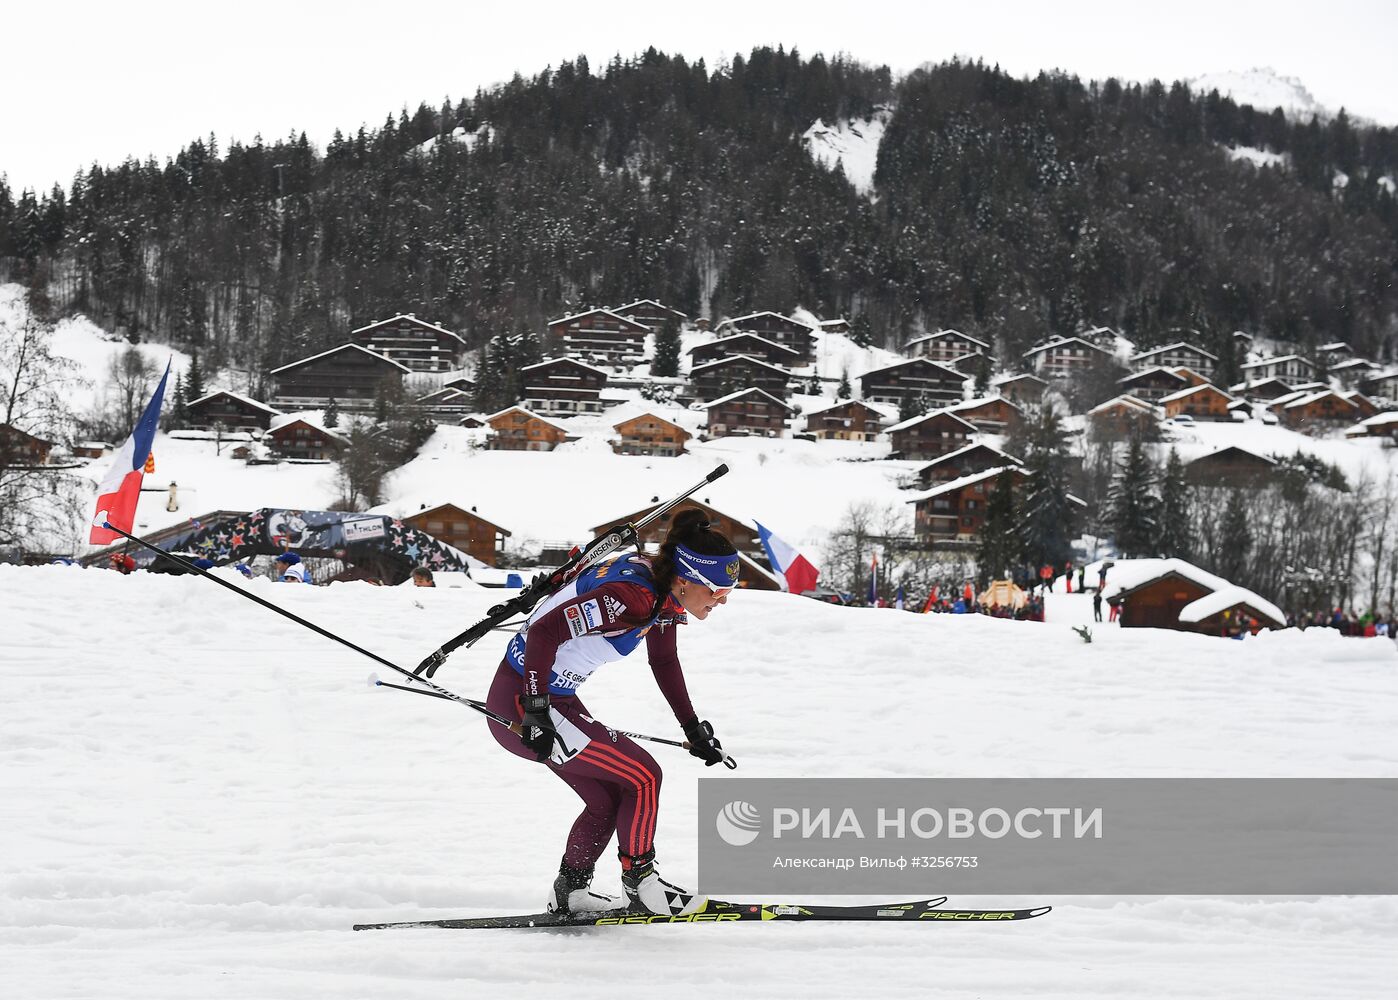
[1340,391,1380,420]
[1129,341,1217,376]
[1088,395,1160,436]
[1273,390,1360,431]
[270,343,409,410]
[907,466,1029,545]
[0,424,53,466]
[1329,357,1380,389]
[266,418,346,461]
[688,333,801,369]
[904,329,991,364]
[703,387,791,438]
[402,503,511,566]
[612,413,691,456]
[1112,571,1215,629]
[1160,384,1234,420]
[915,443,1022,489]
[689,356,791,403]
[613,299,688,329]
[485,407,571,451]
[348,314,466,372]
[991,372,1048,408]
[1022,337,1112,379]
[1359,371,1398,404]
[186,390,281,431]
[415,387,476,418]
[802,400,888,441]
[946,395,1023,433]
[886,409,976,461]
[520,357,609,415]
[859,358,966,409]
[1117,367,1189,402]
[1230,376,1295,403]
[547,308,652,366]
[1240,354,1316,383]
[1185,446,1277,488]
[713,312,817,363]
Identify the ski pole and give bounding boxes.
[370,673,738,769]
[414,463,730,677]
[93,520,515,727]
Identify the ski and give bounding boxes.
[353,897,1053,930]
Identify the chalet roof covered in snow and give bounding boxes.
[1240,354,1314,371]
[350,313,466,344]
[269,343,411,376]
[613,299,688,318]
[187,389,281,415]
[483,405,572,433]
[1088,394,1159,415]
[1158,383,1234,405]
[688,355,794,378]
[546,307,653,331]
[700,386,793,411]
[903,465,1026,504]
[1129,341,1219,363]
[1022,336,1112,358]
[519,356,613,377]
[904,328,991,351]
[1177,586,1287,630]
[1101,558,1284,627]
[884,407,978,435]
[685,332,801,359]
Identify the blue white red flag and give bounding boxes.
[755,521,820,595]
[868,551,879,606]
[89,361,170,544]
[895,585,905,611]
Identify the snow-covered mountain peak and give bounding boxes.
[1187,68,1328,120]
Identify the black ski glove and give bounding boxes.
[683,718,724,767]
[520,694,557,762]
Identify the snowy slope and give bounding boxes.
[801,108,891,196]
[1187,68,1328,119]
[2,565,1396,998]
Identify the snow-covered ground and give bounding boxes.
[2,565,1396,998]
[801,109,891,196]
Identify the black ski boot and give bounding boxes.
[547,858,619,915]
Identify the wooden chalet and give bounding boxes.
[73,441,111,459]
[349,314,466,372]
[713,312,817,363]
[1129,341,1217,376]
[1230,376,1295,402]
[0,424,53,466]
[1340,391,1380,420]
[1240,354,1316,383]
[186,390,281,431]
[907,466,1030,545]
[612,413,691,457]
[915,443,1022,489]
[270,343,409,410]
[1160,384,1234,420]
[703,387,792,438]
[688,333,801,369]
[946,395,1022,433]
[266,418,346,461]
[485,407,571,451]
[859,358,965,409]
[1329,357,1380,388]
[802,400,890,442]
[886,409,976,461]
[614,299,687,329]
[1088,395,1161,435]
[1185,446,1276,488]
[402,503,511,566]
[904,329,991,364]
[689,356,791,402]
[415,387,476,418]
[1106,560,1285,634]
[1022,337,1112,378]
[1170,366,1213,387]
[443,375,477,393]
[991,372,1048,408]
[1359,371,1398,404]
[520,357,609,415]
[547,308,652,366]
[1272,390,1360,431]
[819,318,851,334]
[1346,411,1398,442]
[1117,367,1189,402]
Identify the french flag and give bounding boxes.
[89,361,170,545]
[755,521,820,596]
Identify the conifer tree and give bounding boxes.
[1158,447,1192,559]
[1107,431,1161,558]
[837,367,852,399]
[170,372,188,429]
[1016,405,1076,571]
[323,396,340,429]
[1216,489,1253,582]
[185,352,205,402]
[652,318,681,377]
[974,473,1021,585]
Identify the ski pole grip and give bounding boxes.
[706,463,729,482]
[721,754,738,770]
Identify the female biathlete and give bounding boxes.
[487,508,737,916]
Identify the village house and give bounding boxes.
[546,308,652,366]
[1346,411,1398,443]
[991,372,1048,408]
[1088,395,1162,436]
[859,357,966,409]
[1272,390,1361,431]
[485,406,572,451]
[1184,446,1277,489]
[72,441,111,459]
[613,299,688,329]
[1329,357,1381,389]
[1104,559,1285,635]
[689,355,791,402]
[802,399,890,441]
[945,395,1023,433]
[1021,336,1113,379]
[266,418,346,461]
[1117,367,1189,402]
[907,466,1030,545]
[703,387,792,438]
[1341,391,1380,420]
[1360,371,1398,404]
[687,333,802,369]
[1239,354,1317,383]
[612,413,691,456]
[819,318,851,334]
[402,503,512,566]
[415,386,476,419]
[904,329,991,364]
[713,312,817,363]
[186,390,281,432]
[348,314,466,372]
[520,357,610,416]
[0,424,53,466]
[886,409,976,461]
[1230,376,1296,403]
[270,343,409,411]
[1129,341,1218,377]
[914,442,1022,490]
[1160,383,1235,421]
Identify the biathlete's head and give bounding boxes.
[651,507,740,621]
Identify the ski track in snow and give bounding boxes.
[2,567,1396,997]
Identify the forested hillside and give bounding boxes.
[1,48,1395,390]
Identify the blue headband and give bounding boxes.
[673,543,740,592]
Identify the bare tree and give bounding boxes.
[100,347,159,438]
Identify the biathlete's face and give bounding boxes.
[672,578,733,620]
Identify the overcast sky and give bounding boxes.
[3,0,1395,196]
